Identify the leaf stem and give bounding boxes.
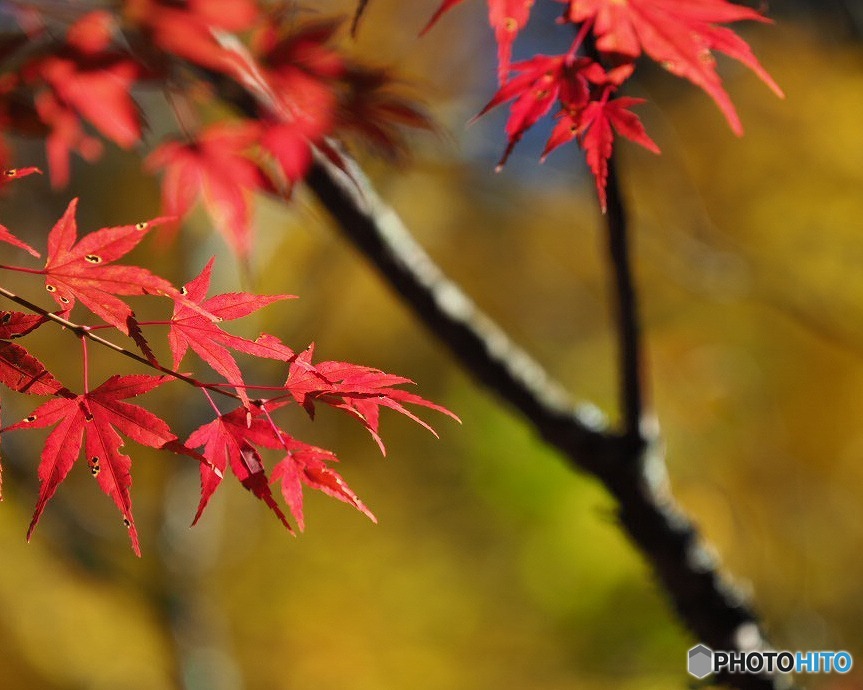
[604,158,644,445]
[0,285,243,403]
[260,403,290,453]
[0,263,44,275]
[567,17,594,60]
[204,62,786,690]
[81,332,89,394]
[201,387,222,416]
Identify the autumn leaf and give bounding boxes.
[336,65,434,161]
[168,258,294,406]
[146,122,268,256]
[34,91,103,188]
[283,345,460,454]
[422,0,535,82]
[125,0,259,76]
[271,436,376,532]
[259,122,315,185]
[0,311,47,341]
[27,12,142,154]
[475,53,589,169]
[6,374,184,556]
[64,10,115,55]
[0,167,41,184]
[41,199,175,333]
[568,0,783,134]
[187,401,377,532]
[37,55,141,149]
[186,404,292,531]
[487,0,535,82]
[0,309,60,501]
[545,95,659,211]
[473,47,660,209]
[0,170,41,256]
[254,20,345,183]
[0,342,66,397]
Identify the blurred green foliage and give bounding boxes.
[1,4,862,689]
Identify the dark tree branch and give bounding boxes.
[303,152,791,690]
[304,151,612,473]
[604,159,645,446]
[601,162,780,689]
[204,66,792,690]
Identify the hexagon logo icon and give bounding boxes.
[688,644,713,679]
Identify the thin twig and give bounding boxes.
[305,150,613,470]
[0,285,242,402]
[302,153,790,690]
[351,0,371,36]
[204,66,792,690]
[604,158,645,446]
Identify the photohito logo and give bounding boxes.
[687,644,853,679]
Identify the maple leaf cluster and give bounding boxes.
[0,0,785,555]
[1,1,783,226]
[0,172,456,556]
[415,0,784,210]
[0,2,431,256]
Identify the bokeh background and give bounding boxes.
[1,1,863,688]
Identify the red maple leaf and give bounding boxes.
[474,48,659,209]
[33,91,103,188]
[186,404,292,530]
[0,169,41,256]
[41,199,175,333]
[545,95,659,211]
[168,258,294,406]
[255,18,343,132]
[5,374,187,556]
[476,53,585,169]
[335,64,435,161]
[146,122,269,256]
[0,309,60,500]
[567,0,783,134]
[253,20,346,183]
[0,311,65,397]
[0,310,47,340]
[271,436,376,532]
[188,401,377,532]
[125,0,259,76]
[36,54,141,151]
[259,122,315,186]
[0,341,65,396]
[64,10,116,55]
[283,345,460,454]
[0,167,41,184]
[23,12,142,187]
[422,0,535,82]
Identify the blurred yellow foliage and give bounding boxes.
[1,5,863,690]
